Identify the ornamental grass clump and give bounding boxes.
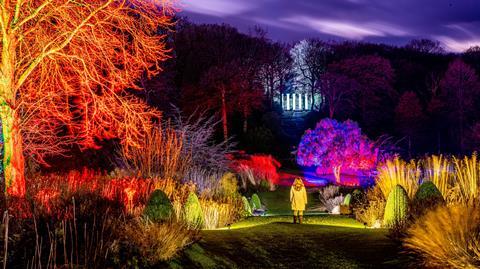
[404,204,480,269]
[376,157,420,199]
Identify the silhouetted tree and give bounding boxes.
[395,91,426,157]
[440,59,480,152]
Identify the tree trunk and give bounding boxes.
[333,165,341,184]
[0,33,25,197]
[221,87,228,142]
[0,106,25,197]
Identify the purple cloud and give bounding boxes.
[180,0,480,52]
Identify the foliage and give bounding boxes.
[119,125,185,180]
[414,181,444,203]
[119,218,198,265]
[183,192,205,229]
[144,190,174,222]
[242,196,253,217]
[170,108,234,174]
[318,185,340,206]
[0,0,177,197]
[343,194,352,207]
[404,204,480,269]
[218,173,240,200]
[421,154,452,199]
[325,195,344,213]
[452,154,480,204]
[411,181,445,218]
[383,185,409,227]
[200,198,241,229]
[355,199,385,228]
[297,119,378,183]
[376,156,420,199]
[251,194,262,210]
[232,154,281,191]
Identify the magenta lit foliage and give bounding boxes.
[297,119,378,177]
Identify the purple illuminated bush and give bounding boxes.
[297,119,378,183]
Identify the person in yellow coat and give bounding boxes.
[290,177,307,224]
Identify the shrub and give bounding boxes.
[218,172,239,199]
[200,198,240,229]
[325,195,344,213]
[296,119,379,184]
[351,189,365,208]
[251,193,262,210]
[410,181,445,219]
[183,192,204,229]
[404,204,480,269]
[144,190,173,222]
[232,154,280,191]
[319,185,340,206]
[242,196,252,217]
[383,185,409,227]
[343,194,352,206]
[118,218,197,265]
[355,200,385,227]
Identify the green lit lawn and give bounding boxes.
[172,188,407,269]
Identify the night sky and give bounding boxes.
[180,0,480,52]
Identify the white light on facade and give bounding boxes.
[286,93,290,110]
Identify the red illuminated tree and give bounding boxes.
[0,0,176,196]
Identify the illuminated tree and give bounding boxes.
[290,39,332,110]
[0,0,176,196]
[297,119,378,183]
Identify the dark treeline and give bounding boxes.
[144,20,480,159]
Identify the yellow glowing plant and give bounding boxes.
[404,204,480,269]
[376,156,420,199]
[421,155,453,199]
[452,154,480,204]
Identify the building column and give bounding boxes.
[286,93,290,111]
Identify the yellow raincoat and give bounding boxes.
[290,178,307,211]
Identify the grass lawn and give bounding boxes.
[171,188,407,269]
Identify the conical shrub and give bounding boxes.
[183,192,204,228]
[251,193,262,210]
[412,181,444,217]
[242,196,252,217]
[343,194,352,207]
[383,185,409,227]
[144,190,173,222]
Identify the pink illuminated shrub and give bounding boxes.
[231,154,281,190]
[297,119,378,184]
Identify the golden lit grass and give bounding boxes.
[200,198,241,229]
[404,204,480,269]
[422,154,453,199]
[122,218,198,263]
[452,154,480,204]
[376,156,420,199]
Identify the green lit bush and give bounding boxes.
[250,193,262,210]
[383,185,409,227]
[144,190,173,222]
[184,192,205,228]
[242,196,252,217]
[343,194,352,207]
